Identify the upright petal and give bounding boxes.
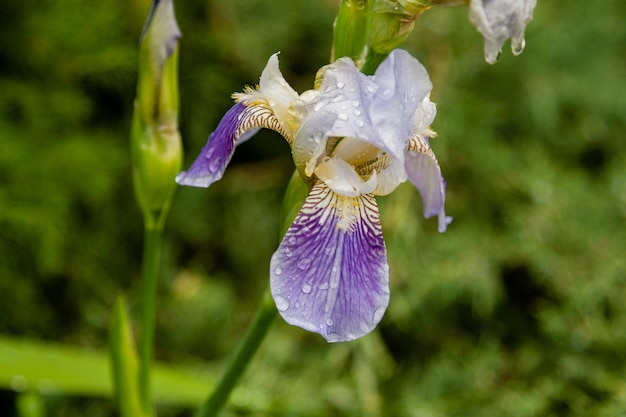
[406,135,452,232]
[234,53,300,141]
[270,182,390,342]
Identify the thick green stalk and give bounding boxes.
[360,49,388,75]
[333,0,371,63]
[138,211,166,416]
[194,290,277,417]
[195,171,308,417]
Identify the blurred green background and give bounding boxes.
[1,0,626,416]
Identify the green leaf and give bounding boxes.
[0,334,214,406]
[109,296,145,417]
[16,392,45,417]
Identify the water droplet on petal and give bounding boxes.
[355,119,364,128]
[288,236,297,245]
[297,258,311,270]
[274,267,283,276]
[512,38,526,56]
[353,109,361,116]
[302,283,312,293]
[337,113,348,121]
[274,295,290,311]
[285,247,293,257]
[326,318,334,326]
[319,282,329,290]
[373,305,386,323]
[351,100,359,107]
[365,85,374,93]
[336,81,345,89]
[209,157,221,173]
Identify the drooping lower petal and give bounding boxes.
[176,101,284,188]
[405,136,452,232]
[176,102,246,187]
[270,182,389,342]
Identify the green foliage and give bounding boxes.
[0,335,212,404]
[1,0,625,416]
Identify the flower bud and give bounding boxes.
[369,0,433,55]
[131,0,182,226]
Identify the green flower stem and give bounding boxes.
[333,0,371,63]
[360,49,388,75]
[194,289,277,417]
[138,212,166,416]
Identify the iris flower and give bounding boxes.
[177,49,450,342]
[469,0,537,64]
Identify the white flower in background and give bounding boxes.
[469,0,537,64]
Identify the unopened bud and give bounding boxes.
[131,0,182,226]
[370,0,433,55]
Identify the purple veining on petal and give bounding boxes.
[405,150,452,233]
[176,102,247,188]
[270,182,390,342]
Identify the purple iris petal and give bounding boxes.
[405,150,452,233]
[270,182,390,342]
[176,102,249,188]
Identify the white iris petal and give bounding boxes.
[315,157,378,197]
[469,0,537,64]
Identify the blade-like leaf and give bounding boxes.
[0,335,215,405]
[109,296,145,417]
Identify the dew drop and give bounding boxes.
[351,100,359,107]
[274,295,290,312]
[319,282,329,290]
[326,318,334,326]
[336,81,345,89]
[353,109,361,116]
[274,267,283,276]
[365,85,374,93]
[355,119,364,128]
[285,247,293,257]
[208,157,222,173]
[337,113,348,121]
[302,283,312,293]
[297,258,311,270]
[512,38,526,56]
[288,236,297,245]
[372,305,386,323]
